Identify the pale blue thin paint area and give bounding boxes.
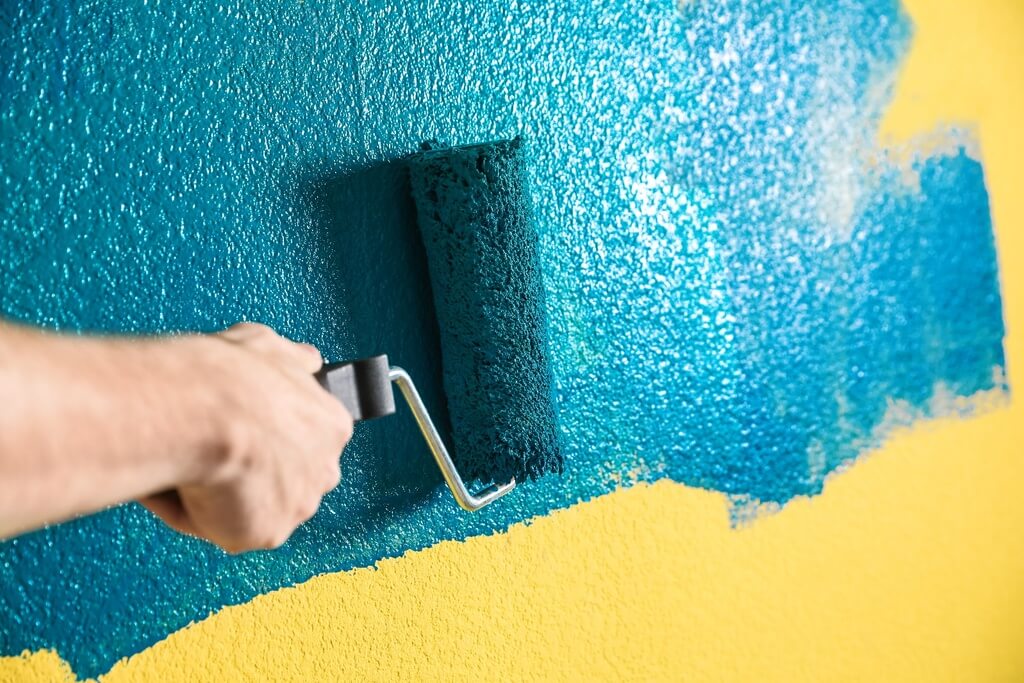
[0,0,1006,676]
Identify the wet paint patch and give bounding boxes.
[0,0,1006,676]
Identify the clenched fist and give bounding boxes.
[139,323,353,553]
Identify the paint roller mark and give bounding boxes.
[543,3,1006,506]
[568,144,1005,505]
[0,0,1006,676]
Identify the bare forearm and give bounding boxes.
[0,320,351,554]
[0,323,221,537]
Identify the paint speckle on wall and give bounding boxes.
[0,0,1006,676]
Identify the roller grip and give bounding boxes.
[315,354,396,422]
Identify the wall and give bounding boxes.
[1,0,1022,680]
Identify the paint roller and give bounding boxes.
[315,138,562,511]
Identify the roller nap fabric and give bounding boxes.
[408,138,562,484]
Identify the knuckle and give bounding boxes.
[212,419,253,480]
[321,464,342,493]
[259,529,290,550]
[247,322,274,337]
[299,496,321,522]
[231,322,278,349]
[302,345,324,371]
[229,517,288,552]
[219,538,248,555]
[320,398,354,445]
[228,321,262,336]
[337,420,353,445]
[334,407,354,442]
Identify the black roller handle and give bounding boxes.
[313,352,518,511]
[314,354,396,422]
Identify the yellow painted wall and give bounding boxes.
[3,0,1023,680]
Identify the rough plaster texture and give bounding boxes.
[6,409,1024,681]
[0,0,1011,677]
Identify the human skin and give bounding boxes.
[0,321,353,554]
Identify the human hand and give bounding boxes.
[139,323,352,554]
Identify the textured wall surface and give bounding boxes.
[0,0,1020,679]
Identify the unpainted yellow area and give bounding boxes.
[3,0,1023,680]
[5,415,1024,682]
